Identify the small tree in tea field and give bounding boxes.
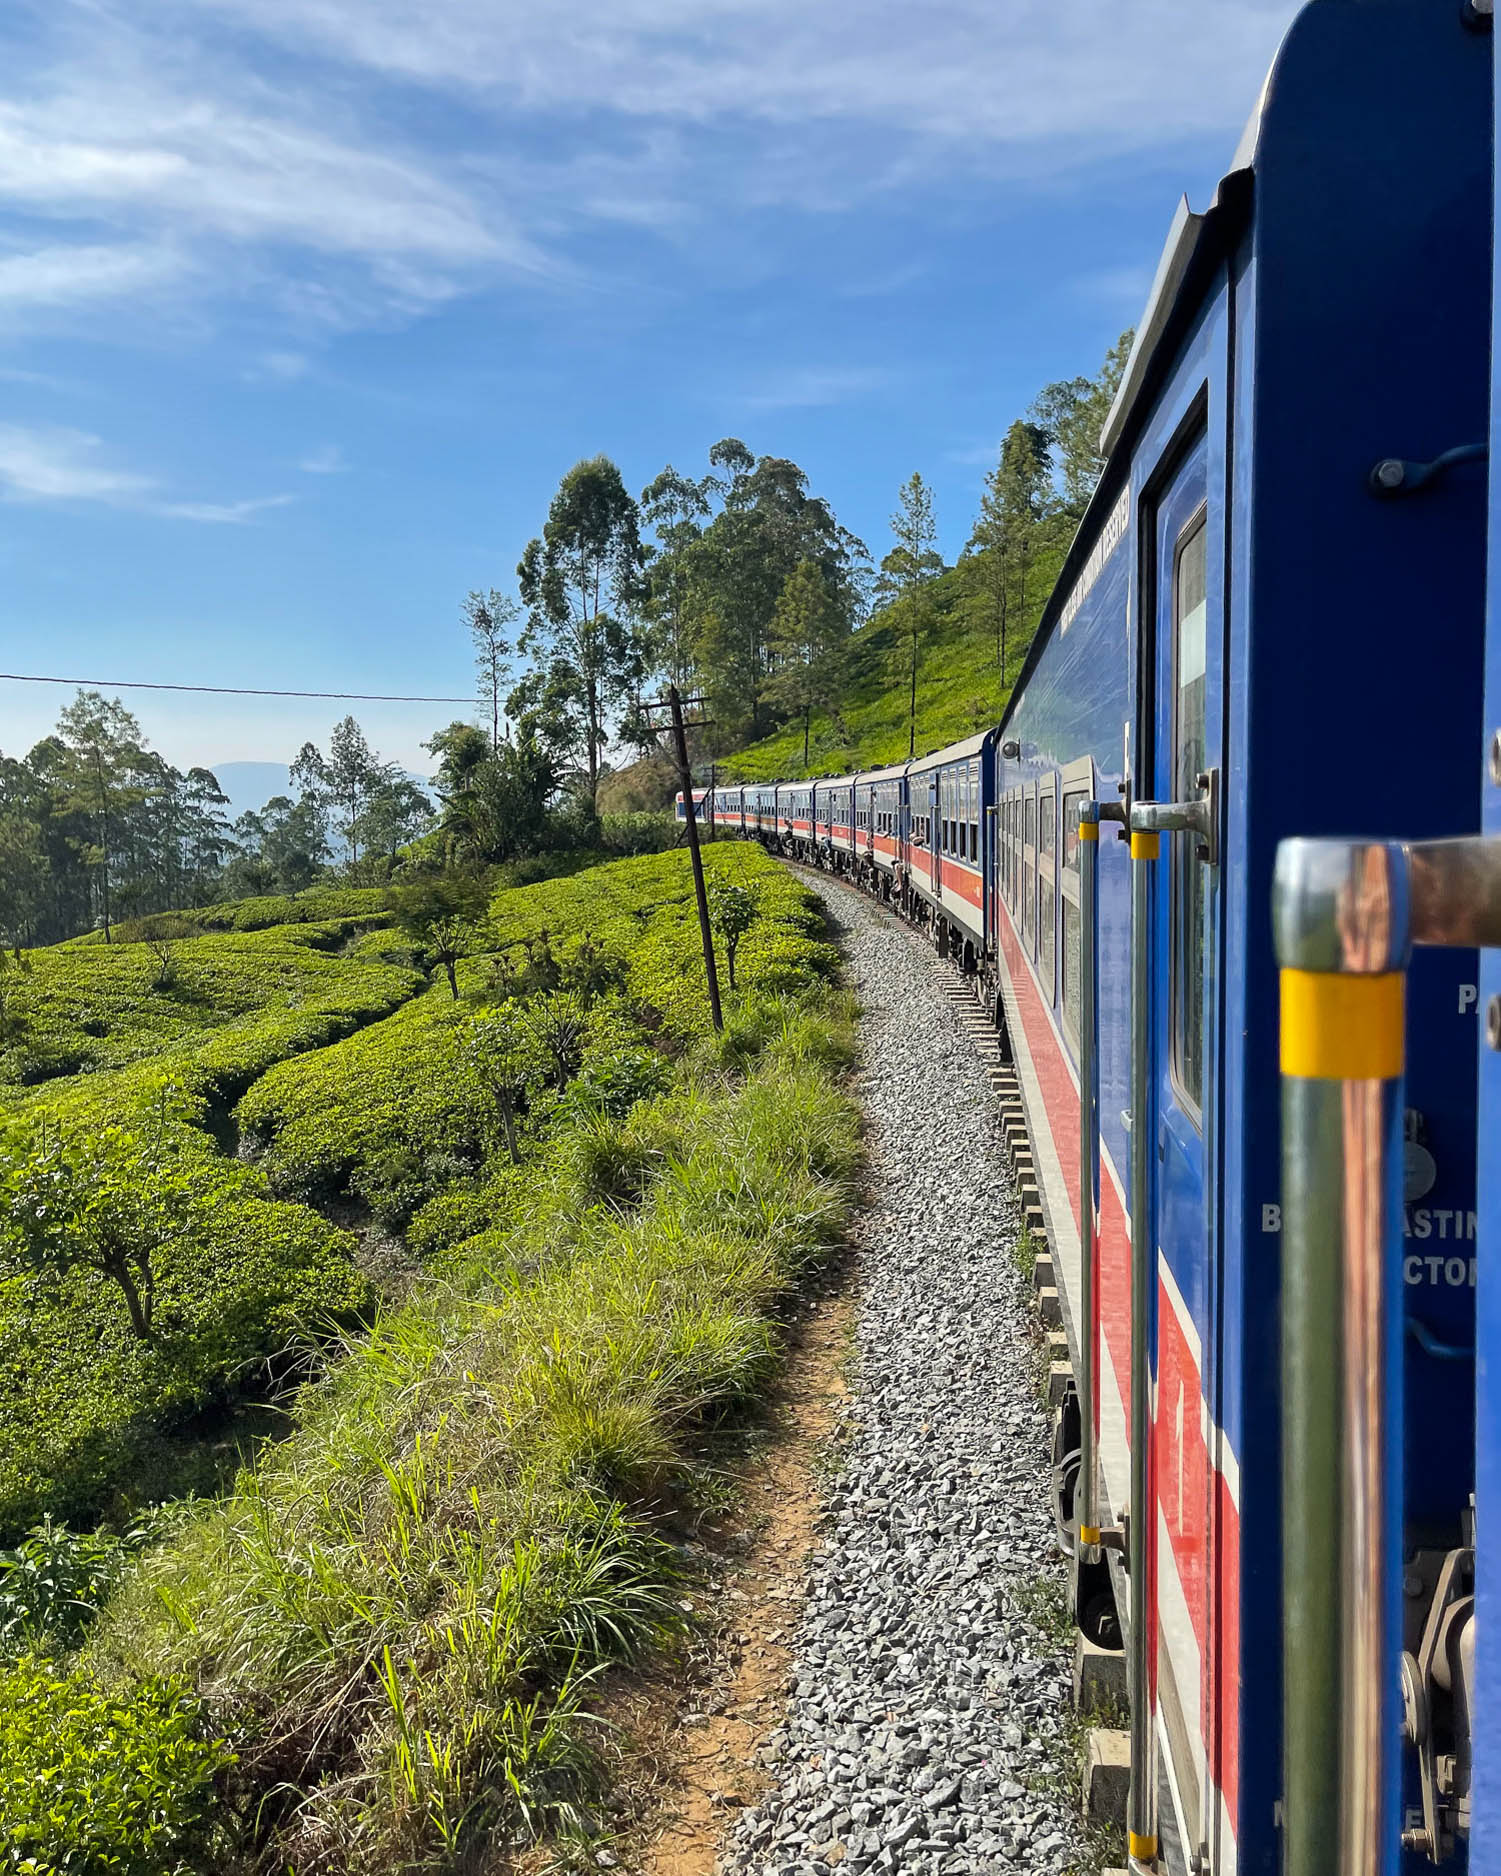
[0,1098,197,1341]
[390,874,489,1000]
[465,1009,541,1164]
[525,991,590,1091]
[707,880,757,990]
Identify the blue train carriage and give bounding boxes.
[990,4,1491,1873]
[905,730,995,968]
[852,762,908,898]
[744,783,775,837]
[711,782,741,831]
[820,773,857,870]
[775,779,813,857]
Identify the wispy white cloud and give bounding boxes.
[298,443,344,473]
[249,350,311,382]
[741,364,891,410]
[0,365,72,388]
[189,0,1296,147]
[0,423,153,503]
[0,0,1300,340]
[0,240,184,310]
[1074,263,1155,308]
[0,422,291,522]
[947,438,1004,468]
[156,493,295,523]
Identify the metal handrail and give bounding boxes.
[1127,812,1160,1872]
[1274,838,1409,1876]
[1274,831,1501,1876]
[1077,804,1102,1552]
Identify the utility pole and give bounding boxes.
[641,686,723,1032]
[708,761,717,842]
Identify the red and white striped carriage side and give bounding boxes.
[904,729,995,959]
[852,761,909,881]
[815,775,857,863]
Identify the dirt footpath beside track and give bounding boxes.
[620,873,1098,1876]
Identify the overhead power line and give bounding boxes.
[0,672,478,705]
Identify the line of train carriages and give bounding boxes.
[680,6,1501,1873]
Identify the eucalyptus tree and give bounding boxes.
[967,424,1054,687]
[463,588,518,749]
[55,691,146,942]
[659,439,867,743]
[516,456,647,805]
[1030,328,1133,518]
[877,473,945,760]
[639,466,713,693]
[766,558,851,767]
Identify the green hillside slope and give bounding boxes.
[728,545,1066,781]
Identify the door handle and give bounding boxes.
[1131,767,1220,866]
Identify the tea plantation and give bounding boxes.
[0,844,861,1874]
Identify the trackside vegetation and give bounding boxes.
[0,843,862,1873]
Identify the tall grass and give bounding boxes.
[85,1008,861,1871]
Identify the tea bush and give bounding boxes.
[0,924,419,1099]
[0,1166,372,1538]
[0,1655,231,1872]
[238,845,833,1215]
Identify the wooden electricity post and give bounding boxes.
[644,686,723,1032]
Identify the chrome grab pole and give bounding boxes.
[1126,813,1159,1873]
[1274,839,1410,1876]
[1273,831,1501,1876]
[1077,803,1102,1553]
[1118,778,1218,1873]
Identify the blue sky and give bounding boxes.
[0,0,1301,783]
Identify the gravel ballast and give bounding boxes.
[719,876,1090,1876]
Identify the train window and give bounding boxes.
[1061,793,1085,1047]
[1009,794,1018,906]
[1173,510,1208,1119]
[1004,796,1013,903]
[1038,784,1056,986]
[968,762,980,863]
[1022,793,1035,942]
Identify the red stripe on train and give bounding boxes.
[996,897,1239,1839]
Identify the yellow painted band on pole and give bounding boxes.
[1079,822,1099,842]
[1128,1830,1159,1861]
[1130,830,1159,860]
[1279,969,1405,1080]
[1079,1524,1102,1545]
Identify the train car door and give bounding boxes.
[928,774,940,894]
[1146,430,1222,1863]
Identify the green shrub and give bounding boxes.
[600,811,678,856]
[556,1044,671,1122]
[0,1516,159,1654]
[0,926,418,1103]
[0,1655,230,1872]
